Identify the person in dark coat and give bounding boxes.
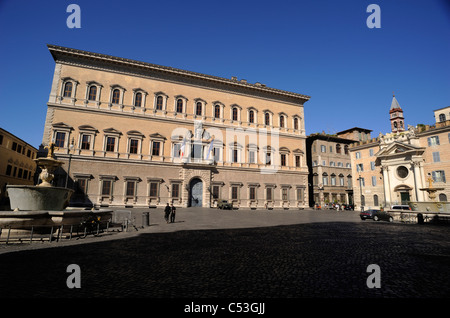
[170,204,176,223]
[164,203,171,223]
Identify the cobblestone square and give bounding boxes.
[1,208,449,300]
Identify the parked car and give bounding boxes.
[360,209,394,222]
[391,205,411,211]
[217,199,233,210]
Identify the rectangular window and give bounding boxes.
[55,132,66,148]
[432,170,446,183]
[17,144,22,154]
[214,148,220,162]
[295,156,301,167]
[129,139,139,154]
[370,162,375,170]
[281,154,286,166]
[27,149,31,157]
[212,185,219,199]
[432,152,440,162]
[81,134,91,150]
[282,188,288,201]
[372,176,377,186]
[249,151,255,164]
[106,137,116,152]
[233,149,238,163]
[102,180,112,196]
[296,188,303,201]
[172,183,180,198]
[427,136,440,146]
[357,163,364,172]
[265,152,271,165]
[6,164,12,176]
[340,176,345,186]
[76,179,87,196]
[126,181,135,197]
[369,149,374,156]
[355,152,361,159]
[249,187,256,200]
[323,176,328,186]
[266,187,273,201]
[12,142,17,151]
[231,186,238,200]
[331,176,336,186]
[321,145,326,153]
[329,145,333,153]
[149,182,158,197]
[152,141,161,156]
[0,134,3,145]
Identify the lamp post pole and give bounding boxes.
[65,138,74,188]
[358,174,364,212]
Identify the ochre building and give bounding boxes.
[41,45,311,209]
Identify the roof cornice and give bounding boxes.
[47,44,311,104]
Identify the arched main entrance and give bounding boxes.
[189,178,203,207]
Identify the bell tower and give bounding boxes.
[389,93,405,133]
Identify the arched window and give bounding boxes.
[439,114,446,122]
[134,92,142,107]
[293,117,299,130]
[373,194,379,206]
[249,110,255,123]
[232,107,238,121]
[63,82,73,97]
[336,144,341,154]
[88,85,97,101]
[344,145,349,155]
[279,115,285,128]
[439,193,447,202]
[196,102,202,116]
[214,105,221,118]
[112,89,120,104]
[156,96,163,110]
[265,113,270,126]
[176,99,183,113]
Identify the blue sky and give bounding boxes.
[0,0,449,148]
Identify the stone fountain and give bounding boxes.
[409,175,449,213]
[1,143,112,238]
[7,142,74,211]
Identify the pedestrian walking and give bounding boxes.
[170,204,176,223]
[164,203,171,223]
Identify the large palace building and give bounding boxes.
[41,45,311,209]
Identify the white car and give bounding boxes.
[391,205,411,211]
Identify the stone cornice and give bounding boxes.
[47,44,310,105]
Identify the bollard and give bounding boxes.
[142,212,150,227]
[417,213,424,224]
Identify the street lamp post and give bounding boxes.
[357,174,364,212]
[65,138,74,188]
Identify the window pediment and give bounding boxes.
[103,128,122,135]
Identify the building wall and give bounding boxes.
[349,141,384,209]
[43,45,310,209]
[418,124,450,201]
[307,134,353,207]
[0,128,38,208]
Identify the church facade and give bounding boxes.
[41,45,311,209]
[350,96,450,210]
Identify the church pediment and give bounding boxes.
[376,141,425,158]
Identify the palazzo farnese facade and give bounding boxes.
[41,45,310,209]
